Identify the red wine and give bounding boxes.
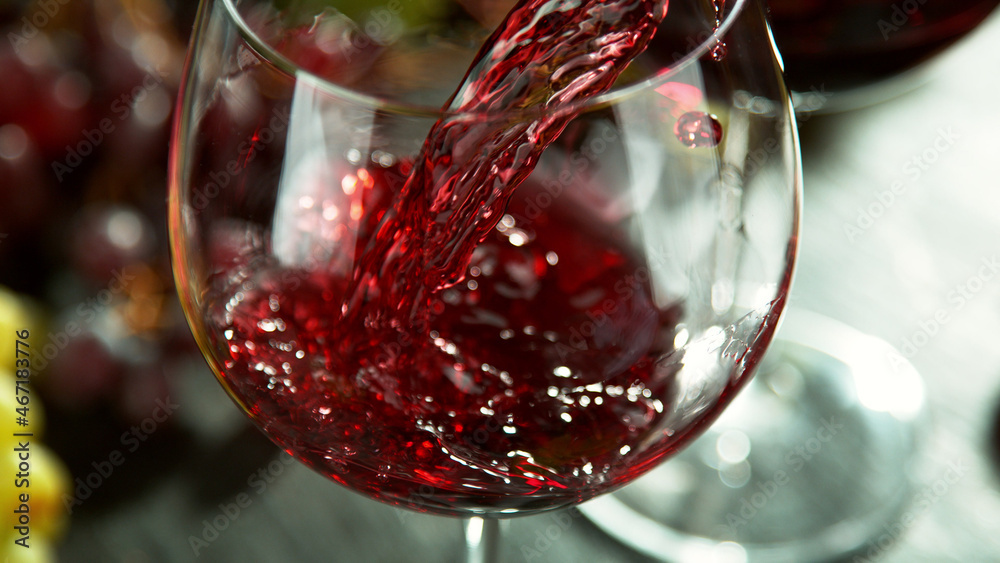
[206,164,780,515]
[768,0,1000,95]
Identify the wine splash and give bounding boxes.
[211,167,685,514]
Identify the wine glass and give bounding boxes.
[168,0,800,559]
[767,0,1000,113]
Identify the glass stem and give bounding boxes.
[464,516,500,563]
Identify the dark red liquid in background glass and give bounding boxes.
[192,0,782,515]
[767,0,1000,95]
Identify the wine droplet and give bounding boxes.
[711,0,727,61]
[674,111,723,148]
[710,42,727,62]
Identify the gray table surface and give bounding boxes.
[58,14,1000,563]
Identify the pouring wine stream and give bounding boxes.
[341,0,669,332]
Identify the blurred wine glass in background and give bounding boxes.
[768,0,1000,112]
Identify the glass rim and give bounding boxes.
[220,0,748,117]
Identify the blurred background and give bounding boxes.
[1,0,1000,561]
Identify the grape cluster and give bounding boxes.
[0,288,69,559]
